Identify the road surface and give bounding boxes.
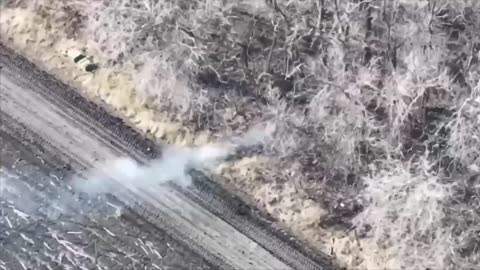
[0,43,336,270]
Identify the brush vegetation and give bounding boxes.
[2,0,480,269]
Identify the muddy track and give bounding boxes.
[0,43,336,270]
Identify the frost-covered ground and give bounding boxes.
[1,0,480,269]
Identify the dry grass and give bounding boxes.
[2,0,480,269]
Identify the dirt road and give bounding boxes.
[0,43,336,270]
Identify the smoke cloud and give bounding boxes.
[71,123,274,197]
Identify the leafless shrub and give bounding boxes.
[7,0,480,268]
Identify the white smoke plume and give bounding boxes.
[71,123,274,197]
